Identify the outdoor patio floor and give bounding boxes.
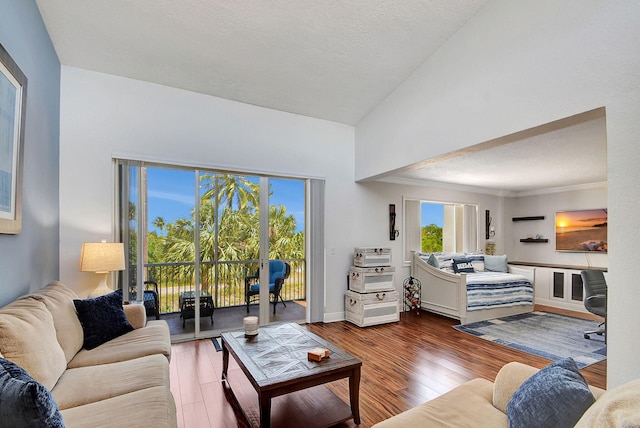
[161,299,307,338]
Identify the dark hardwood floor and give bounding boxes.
[169,306,606,428]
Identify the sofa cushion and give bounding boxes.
[372,378,506,428]
[52,354,170,410]
[484,254,508,272]
[507,357,595,428]
[59,385,177,428]
[0,297,68,390]
[30,281,84,363]
[453,257,475,273]
[0,357,65,428]
[68,320,171,368]
[575,378,640,427]
[74,290,134,350]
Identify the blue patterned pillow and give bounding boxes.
[0,357,65,427]
[507,357,595,428]
[74,290,134,350]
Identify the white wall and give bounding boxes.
[59,66,361,320]
[505,186,608,268]
[0,0,60,306]
[356,0,640,387]
[347,181,505,300]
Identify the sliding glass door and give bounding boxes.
[117,160,307,341]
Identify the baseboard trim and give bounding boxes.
[323,311,345,323]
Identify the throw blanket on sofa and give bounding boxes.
[466,272,533,311]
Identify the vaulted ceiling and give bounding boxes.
[35,0,607,194]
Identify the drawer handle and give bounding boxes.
[351,272,359,279]
[375,267,385,273]
[349,299,357,306]
[376,293,386,300]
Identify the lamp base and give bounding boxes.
[88,273,112,297]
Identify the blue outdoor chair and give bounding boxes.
[245,260,290,314]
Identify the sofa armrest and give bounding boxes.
[123,303,147,329]
[492,362,540,413]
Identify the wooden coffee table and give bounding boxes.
[221,322,362,428]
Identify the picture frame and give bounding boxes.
[555,209,607,252]
[0,43,27,234]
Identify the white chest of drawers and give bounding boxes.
[345,247,398,327]
[345,290,399,327]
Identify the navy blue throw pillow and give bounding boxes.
[507,357,595,428]
[452,257,475,273]
[74,290,134,350]
[0,357,65,428]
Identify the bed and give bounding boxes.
[411,251,535,324]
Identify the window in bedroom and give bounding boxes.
[403,199,478,262]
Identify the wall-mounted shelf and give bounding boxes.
[520,238,549,243]
[512,216,545,221]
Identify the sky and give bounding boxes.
[555,209,607,231]
[421,202,444,227]
[145,167,305,233]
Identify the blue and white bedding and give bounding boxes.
[415,251,533,311]
[465,272,533,311]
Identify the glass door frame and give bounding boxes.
[117,161,308,341]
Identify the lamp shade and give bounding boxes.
[79,242,125,273]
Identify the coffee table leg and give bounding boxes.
[259,392,271,428]
[349,367,361,425]
[221,339,229,382]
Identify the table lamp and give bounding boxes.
[79,240,125,297]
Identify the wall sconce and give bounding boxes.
[485,210,495,239]
[79,240,125,297]
[389,204,399,240]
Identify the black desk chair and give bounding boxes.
[580,270,607,340]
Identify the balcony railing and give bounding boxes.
[128,259,306,314]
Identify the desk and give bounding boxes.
[179,291,214,327]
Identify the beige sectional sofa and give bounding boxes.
[373,361,640,427]
[0,281,177,427]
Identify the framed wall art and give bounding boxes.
[0,43,27,234]
[555,209,607,252]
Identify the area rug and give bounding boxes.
[453,311,606,368]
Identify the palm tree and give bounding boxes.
[157,174,303,305]
[200,173,259,211]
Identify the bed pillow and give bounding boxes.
[466,254,485,271]
[436,253,458,272]
[507,357,595,428]
[452,258,475,273]
[427,253,439,268]
[73,290,134,350]
[484,254,508,272]
[0,357,65,428]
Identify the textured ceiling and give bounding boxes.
[385,109,608,195]
[35,0,607,193]
[35,0,490,125]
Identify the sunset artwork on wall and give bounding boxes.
[555,209,608,252]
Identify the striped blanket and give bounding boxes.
[466,272,533,311]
